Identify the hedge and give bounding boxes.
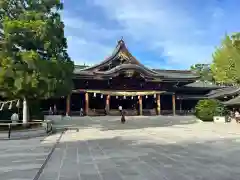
[195,99,227,121]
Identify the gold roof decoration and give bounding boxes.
[118,51,131,63]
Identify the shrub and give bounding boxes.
[195,99,227,121]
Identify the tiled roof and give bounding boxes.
[152,69,198,79]
[223,95,240,106]
[73,39,199,80]
[184,81,220,89]
[207,86,240,99]
[176,95,208,100]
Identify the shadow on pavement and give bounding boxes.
[53,116,199,131]
[38,133,240,180]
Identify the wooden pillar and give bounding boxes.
[172,94,176,115]
[180,99,182,113]
[105,95,110,114]
[66,94,71,115]
[157,94,161,115]
[85,92,89,115]
[139,96,142,116]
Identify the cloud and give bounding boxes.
[62,0,239,69]
[63,15,122,42]
[92,0,221,68]
[62,11,118,65]
[66,36,113,65]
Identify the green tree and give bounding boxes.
[190,64,214,82]
[195,99,227,121]
[0,0,74,123]
[211,35,240,85]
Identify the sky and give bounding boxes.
[62,0,240,70]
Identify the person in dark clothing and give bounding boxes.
[119,105,126,123]
[121,112,126,123]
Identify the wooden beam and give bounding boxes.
[85,92,89,115]
[157,94,161,115]
[105,95,110,114]
[66,94,71,115]
[172,94,176,115]
[139,96,142,116]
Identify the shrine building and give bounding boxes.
[41,39,221,116]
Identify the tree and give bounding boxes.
[0,0,74,123]
[195,99,227,121]
[211,34,240,85]
[190,64,214,82]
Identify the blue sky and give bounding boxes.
[62,0,240,70]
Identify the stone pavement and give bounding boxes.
[38,116,240,180]
[0,133,61,180]
[0,127,47,140]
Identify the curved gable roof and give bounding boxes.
[82,39,141,71]
[74,39,199,81]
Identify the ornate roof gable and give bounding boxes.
[83,39,142,72]
[74,39,199,81]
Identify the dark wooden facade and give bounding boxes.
[42,39,221,116]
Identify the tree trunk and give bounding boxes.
[22,97,29,124]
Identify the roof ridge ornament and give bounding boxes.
[118,36,124,44]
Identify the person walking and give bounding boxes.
[80,108,84,116]
[49,106,53,115]
[53,105,57,115]
[11,112,19,124]
[119,105,125,123]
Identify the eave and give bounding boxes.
[74,64,199,82]
[207,87,240,99]
[73,39,199,82]
[223,95,240,106]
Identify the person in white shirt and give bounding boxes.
[11,112,19,123]
[118,105,122,112]
[235,110,240,123]
[118,105,126,123]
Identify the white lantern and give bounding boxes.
[153,94,156,98]
[116,96,118,99]
[101,94,103,98]
[0,102,4,111]
[8,101,12,110]
[146,95,148,99]
[93,92,96,97]
[124,96,126,99]
[131,96,133,99]
[16,100,20,107]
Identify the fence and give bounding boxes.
[0,121,52,139]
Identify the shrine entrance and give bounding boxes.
[110,96,138,116]
[64,90,175,116]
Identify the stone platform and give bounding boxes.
[37,116,240,180]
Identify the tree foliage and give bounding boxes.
[195,99,227,121]
[211,34,240,85]
[0,0,74,100]
[190,64,214,82]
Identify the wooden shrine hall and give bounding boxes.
[41,39,221,116]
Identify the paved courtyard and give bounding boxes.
[39,116,240,180]
[1,116,240,180]
[0,133,60,180]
